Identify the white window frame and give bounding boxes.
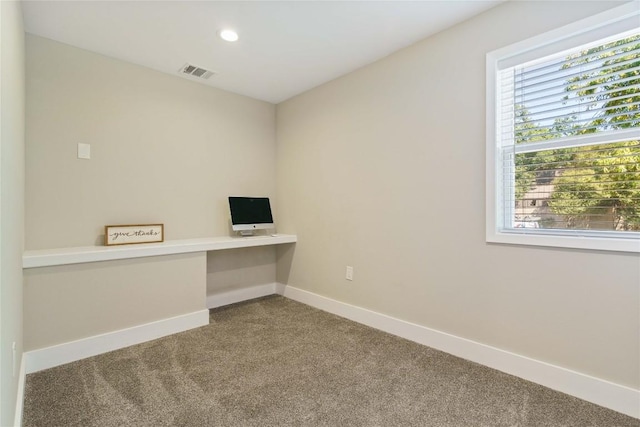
[486,2,640,253]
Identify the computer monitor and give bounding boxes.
[228,196,274,236]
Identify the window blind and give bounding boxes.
[499,32,640,233]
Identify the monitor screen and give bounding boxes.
[228,197,274,235]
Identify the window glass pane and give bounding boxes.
[513,140,640,231]
[512,34,639,145]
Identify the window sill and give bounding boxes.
[486,230,640,253]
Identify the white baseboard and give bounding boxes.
[24,309,209,374]
[207,283,279,309]
[282,285,640,419]
[14,353,26,427]
[275,282,286,295]
[18,284,639,419]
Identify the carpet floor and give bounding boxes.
[23,295,639,426]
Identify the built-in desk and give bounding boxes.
[22,234,297,268]
[22,234,297,373]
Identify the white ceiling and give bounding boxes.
[22,0,503,104]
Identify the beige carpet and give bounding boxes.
[23,296,639,426]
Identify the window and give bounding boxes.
[486,3,640,253]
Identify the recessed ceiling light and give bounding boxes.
[219,29,239,42]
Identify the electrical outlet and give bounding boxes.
[346,266,354,281]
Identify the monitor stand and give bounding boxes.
[239,230,255,237]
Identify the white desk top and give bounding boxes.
[23,234,297,268]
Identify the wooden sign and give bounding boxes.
[104,224,164,246]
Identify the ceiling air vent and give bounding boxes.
[179,63,215,79]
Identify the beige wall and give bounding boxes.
[26,34,276,250]
[207,246,276,294]
[276,0,639,390]
[25,34,279,311]
[24,253,205,350]
[0,1,25,425]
